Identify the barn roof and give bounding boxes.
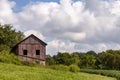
[11,34,47,51]
[17,34,47,46]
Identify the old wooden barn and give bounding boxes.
[11,34,47,65]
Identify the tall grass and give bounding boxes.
[81,69,120,80]
[48,64,80,72]
[0,62,116,80]
[0,50,22,65]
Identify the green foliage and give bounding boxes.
[47,50,120,70]
[22,61,45,67]
[0,24,24,50]
[80,54,96,68]
[0,62,116,80]
[86,50,97,56]
[46,55,55,65]
[72,52,86,60]
[22,61,38,66]
[69,64,80,72]
[49,64,69,71]
[81,69,120,80]
[48,64,80,73]
[53,52,79,66]
[0,44,10,52]
[0,50,22,65]
[98,50,120,70]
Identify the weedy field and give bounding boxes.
[0,62,116,80]
[81,69,120,80]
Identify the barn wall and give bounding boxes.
[17,36,46,62]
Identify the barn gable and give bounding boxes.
[16,34,47,46]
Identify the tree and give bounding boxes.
[46,55,55,65]
[86,50,97,56]
[80,54,96,68]
[0,24,24,51]
[0,44,10,52]
[72,52,86,60]
[98,50,120,70]
[53,52,79,66]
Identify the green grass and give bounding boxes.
[81,69,120,80]
[0,63,116,80]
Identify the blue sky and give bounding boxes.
[10,0,79,12]
[11,0,59,12]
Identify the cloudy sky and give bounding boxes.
[1,0,120,55]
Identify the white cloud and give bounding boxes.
[0,0,17,24]
[63,32,86,42]
[47,40,76,55]
[97,43,108,51]
[110,0,120,16]
[1,0,120,55]
[24,30,45,40]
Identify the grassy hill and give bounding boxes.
[0,62,116,80]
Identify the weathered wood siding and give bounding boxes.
[17,36,46,63]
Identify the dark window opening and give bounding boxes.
[23,50,27,55]
[36,50,40,55]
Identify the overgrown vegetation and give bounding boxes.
[0,50,22,65]
[0,62,116,80]
[49,65,70,71]
[48,64,80,72]
[81,69,120,80]
[69,64,80,72]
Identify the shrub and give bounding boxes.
[69,64,80,72]
[0,50,22,65]
[49,64,69,71]
[22,61,42,67]
[0,44,10,52]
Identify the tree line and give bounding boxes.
[46,50,120,70]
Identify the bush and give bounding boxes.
[22,61,42,67]
[49,64,80,72]
[49,64,69,71]
[69,64,80,72]
[0,44,10,52]
[0,50,22,65]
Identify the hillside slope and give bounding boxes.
[0,63,116,80]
